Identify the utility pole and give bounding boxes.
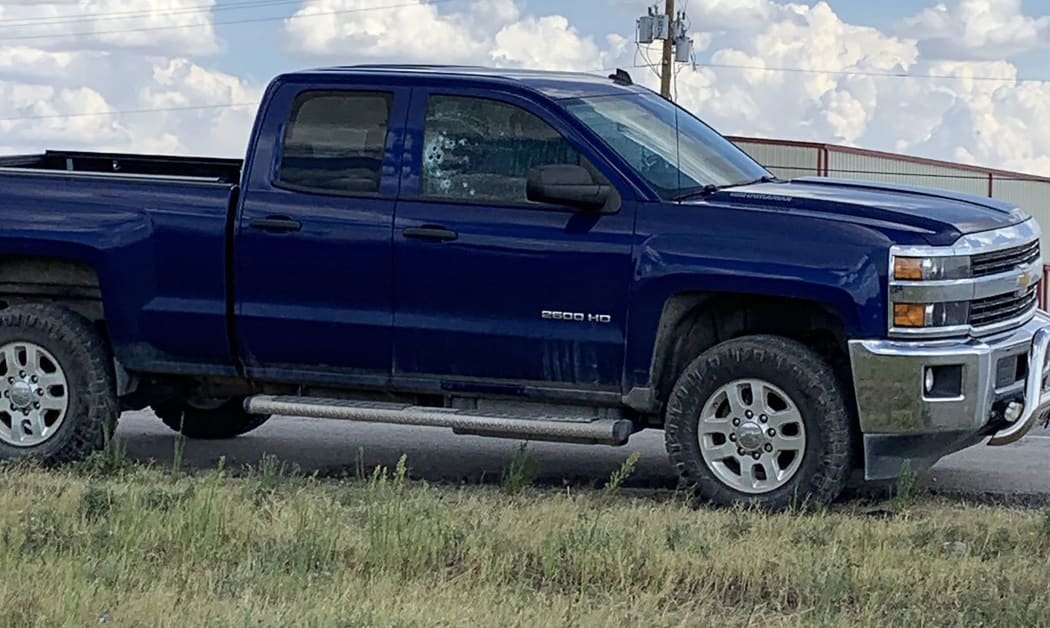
[659,0,674,99]
[636,3,693,100]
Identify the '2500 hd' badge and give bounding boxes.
[542,310,612,323]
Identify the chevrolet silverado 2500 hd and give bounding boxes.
[0,65,1047,508]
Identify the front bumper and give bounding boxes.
[848,311,1050,480]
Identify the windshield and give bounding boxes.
[562,93,770,200]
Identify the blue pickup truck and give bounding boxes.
[0,65,1046,508]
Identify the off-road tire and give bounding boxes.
[154,398,269,439]
[0,304,118,464]
[664,335,853,510]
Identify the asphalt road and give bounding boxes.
[115,410,1050,500]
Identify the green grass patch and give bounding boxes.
[0,458,1049,627]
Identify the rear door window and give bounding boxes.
[277,91,392,195]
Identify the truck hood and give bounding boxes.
[696,176,1029,246]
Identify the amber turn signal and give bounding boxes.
[893,257,924,280]
[893,303,928,327]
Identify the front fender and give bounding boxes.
[624,214,892,391]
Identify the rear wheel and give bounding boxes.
[153,397,270,440]
[664,335,852,510]
[0,305,118,464]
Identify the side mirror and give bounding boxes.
[526,164,611,211]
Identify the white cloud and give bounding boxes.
[284,0,615,71]
[285,0,517,63]
[0,82,130,150]
[491,16,601,70]
[900,0,1050,61]
[0,0,223,55]
[0,1,259,157]
[135,59,262,157]
[656,1,1050,176]
[277,0,1050,176]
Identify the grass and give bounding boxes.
[1,450,1050,627]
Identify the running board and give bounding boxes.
[244,395,633,446]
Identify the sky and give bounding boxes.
[1,0,1049,175]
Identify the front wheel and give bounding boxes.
[153,398,270,440]
[664,335,853,510]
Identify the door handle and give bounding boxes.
[402,226,458,242]
[250,216,302,233]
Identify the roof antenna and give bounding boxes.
[608,68,633,86]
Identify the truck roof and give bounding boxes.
[292,64,647,99]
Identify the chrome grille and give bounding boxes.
[889,219,1043,339]
[971,239,1040,277]
[969,284,1038,328]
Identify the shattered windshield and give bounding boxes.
[562,93,769,200]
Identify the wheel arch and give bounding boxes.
[0,254,105,324]
[0,256,141,396]
[646,292,854,412]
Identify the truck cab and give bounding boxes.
[0,65,1046,509]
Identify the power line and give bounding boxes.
[0,0,303,29]
[0,0,238,25]
[4,58,1048,124]
[634,44,662,80]
[0,63,643,123]
[0,103,259,123]
[0,64,649,123]
[595,61,1050,85]
[3,1,1039,85]
[0,0,463,42]
[693,61,1037,83]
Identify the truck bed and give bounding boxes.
[0,149,240,373]
[0,150,242,184]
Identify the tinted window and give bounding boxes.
[422,95,582,203]
[278,91,392,195]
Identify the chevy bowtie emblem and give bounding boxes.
[1018,272,1031,289]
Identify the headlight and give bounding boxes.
[888,220,1041,338]
[892,256,971,281]
[892,301,970,328]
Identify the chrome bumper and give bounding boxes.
[848,312,1050,477]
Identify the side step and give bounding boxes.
[244,395,633,446]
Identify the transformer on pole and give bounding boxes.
[636,2,693,99]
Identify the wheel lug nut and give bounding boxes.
[732,418,740,426]
[737,448,746,456]
[18,371,25,378]
[767,428,776,437]
[760,415,767,423]
[33,402,39,409]
[30,376,37,383]
[729,433,736,441]
[745,410,753,419]
[6,377,12,384]
[764,444,773,452]
[36,389,44,396]
[752,452,761,460]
